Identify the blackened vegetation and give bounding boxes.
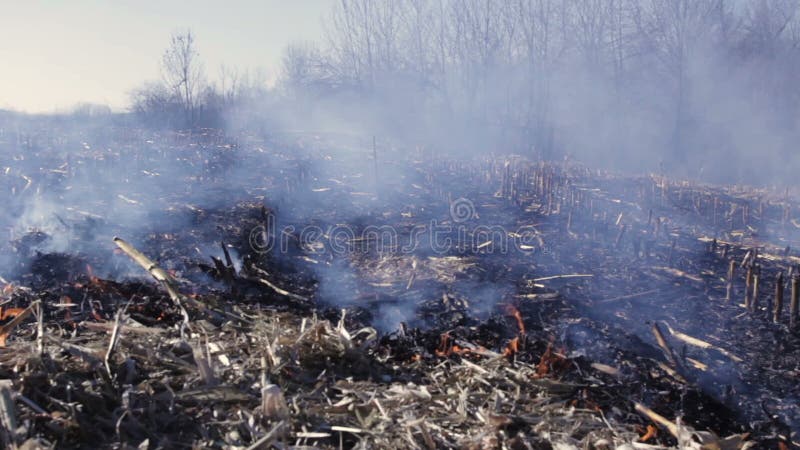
[0,132,796,448]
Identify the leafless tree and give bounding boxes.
[282,42,332,92]
[130,81,182,126]
[218,65,240,107]
[162,30,206,126]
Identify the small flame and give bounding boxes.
[84,265,115,292]
[535,341,568,378]
[0,307,25,321]
[505,304,526,335]
[434,332,493,357]
[434,332,452,357]
[638,424,657,442]
[502,337,520,357]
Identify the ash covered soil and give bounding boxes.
[0,129,797,449]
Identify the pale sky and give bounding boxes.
[0,1,332,112]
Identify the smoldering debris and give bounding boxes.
[0,129,797,448]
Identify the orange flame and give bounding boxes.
[535,341,568,378]
[435,332,452,357]
[0,307,25,321]
[503,337,520,357]
[435,332,493,358]
[0,305,32,347]
[85,264,115,292]
[505,304,526,335]
[536,343,553,377]
[639,424,658,442]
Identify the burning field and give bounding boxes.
[0,128,798,449]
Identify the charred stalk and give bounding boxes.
[774,272,784,323]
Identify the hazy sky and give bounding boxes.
[0,1,331,112]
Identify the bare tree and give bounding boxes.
[130,81,183,127]
[219,64,240,106]
[282,42,332,91]
[740,0,798,55]
[162,30,205,126]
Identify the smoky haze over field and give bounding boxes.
[271,0,800,186]
[4,0,800,274]
[2,0,800,276]
[3,1,800,186]
[0,0,798,297]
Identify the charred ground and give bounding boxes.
[0,129,796,449]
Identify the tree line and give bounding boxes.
[133,1,800,180]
